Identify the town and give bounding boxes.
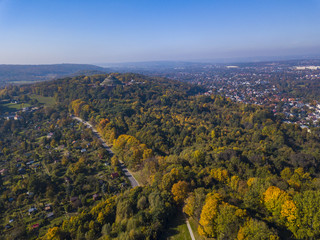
[142,59,320,129]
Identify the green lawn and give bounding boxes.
[131,170,147,186]
[0,102,31,112]
[161,211,191,240]
[30,95,56,106]
[188,218,206,240]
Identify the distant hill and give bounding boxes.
[0,64,109,87]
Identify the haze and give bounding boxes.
[0,0,320,64]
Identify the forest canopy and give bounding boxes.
[1,73,320,239]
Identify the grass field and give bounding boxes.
[131,170,147,186]
[0,102,31,113]
[161,211,191,240]
[30,94,56,106]
[188,218,206,240]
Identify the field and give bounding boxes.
[30,95,56,106]
[188,218,206,240]
[161,212,191,240]
[0,102,31,113]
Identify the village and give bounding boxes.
[0,107,130,236]
[149,60,320,129]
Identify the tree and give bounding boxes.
[171,180,189,204]
[237,218,279,240]
[289,191,320,239]
[183,194,195,217]
[198,193,222,237]
[263,186,297,226]
[198,192,246,238]
[210,168,229,183]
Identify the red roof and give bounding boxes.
[32,224,40,229]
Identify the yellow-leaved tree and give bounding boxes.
[198,192,246,238]
[198,193,222,237]
[263,186,297,225]
[171,180,189,204]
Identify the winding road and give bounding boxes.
[72,115,195,238]
[71,116,139,188]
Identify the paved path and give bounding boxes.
[186,218,196,240]
[71,116,140,188]
[72,116,194,238]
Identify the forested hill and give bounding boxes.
[2,73,320,239]
[0,64,108,87]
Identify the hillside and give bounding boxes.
[0,64,109,87]
[1,73,320,239]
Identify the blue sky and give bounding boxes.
[0,0,320,64]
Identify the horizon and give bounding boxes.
[1,0,320,64]
[1,54,320,67]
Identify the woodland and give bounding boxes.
[1,73,320,239]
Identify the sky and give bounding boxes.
[0,0,320,64]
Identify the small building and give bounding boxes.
[26,160,35,166]
[93,194,100,201]
[45,204,52,211]
[32,224,40,229]
[27,192,34,197]
[5,224,12,230]
[0,168,7,176]
[64,177,72,184]
[47,212,54,218]
[14,114,22,120]
[28,207,37,215]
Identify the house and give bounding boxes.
[5,115,15,120]
[28,207,37,215]
[0,168,7,176]
[111,172,119,179]
[93,194,100,201]
[26,160,35,165]
[5,224,12,230]
[27,192,34,197]
[45,204,52,211]
[14,114,22,120]
[32,224,40,229]
[64,177,72,184]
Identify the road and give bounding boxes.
[186,218,196,240]
[71,116,140,188]
[72,116,194,238]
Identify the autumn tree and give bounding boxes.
[237,218,279,240]
[171,180,189,204]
